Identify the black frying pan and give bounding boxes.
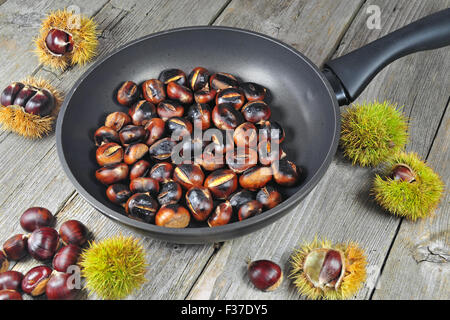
[56,9,450,243]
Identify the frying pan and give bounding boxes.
[56,9,450,243]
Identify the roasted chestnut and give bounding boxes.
[185,187,213,221]
[194,86,217,104]
[106,184,132,205]
[124,143,149,165]
[27,227,60,261]
[144,117,166,146]
[52,245,81,273]
[241,101,271,123]
[130,160,151,180]
[95,163,129,185]
[210,72,239,90]
[258,139,283,165]
[46,271,79,300]
[150,162,174,182]
[0,251,8,273]
[158,68,187,86]
[0,271,23,291]
[208,201,232,227]
[59,220,88,247]
[238,200,262,221]
[199,149,225,171]
[1,82,24,106]
[233,122,258,148]
[226,147,258,173]
[272,159,300,187]
[21,266,52,296]
[155,204,190,228]
[130,177,159,195]
[94,126,120,146]
[256,185,282,209]
[20,207,55,233]
[117,81,139,106]
[165,117,193,141]
[241,82,267,101]
[96,142,124,167]
[188,67,210,91]
[239,166,273,191]
[167,82,193,105]
[173,164,205,189]
[216,87,245,110]
[0,289,22,300]
[157,180,182,206]
[129,100,156,126]
[229,190,255,212]
[204,169,238,199]
[258,120,285,143]
[3,234,28,261]
[157,100,184,120]
[203,129,234,155]
[105,111,131,131]
[186,103,211,130]
[142,79,166,104]
[119,125,147,146]
[149,138,176,161]
[45,28,73,56]
[212,103,244,130]
[125,193,159,223]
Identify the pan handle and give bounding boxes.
[323,8,450,106]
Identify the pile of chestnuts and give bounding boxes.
[93,67,301,229]
[0,207,89,300]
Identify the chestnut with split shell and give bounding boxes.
[216,87,245,110]
[119,125,147,146]
[185,187,214,221]
[144,117,166,146]
[204,169,238,199]
[95,163,129,185]
[149,138,176,161]
[258,120,285,143]
[129,177,159,195]
[209,72,239,90]
[188,67,210,91]
[186,103,211,130]
[94,126,120,146]
[173,164,205,189]
[117,81,139,106]
[157,100,184,120]
[165,117,193,141]
[238,200,262,221]
[124,143,149,165]
[150,162,174,182]
[226,147,258,174]
[158,68,187,86]
[241,82,267,101]
[128,100,156,126]
[157,180,182,206]
[21,266,52,296]
[233,122,258,148]
[272,159,299,187]
[194,85,217,104]
[125,193,159,223]
[167,82,193,105]
[256,185,282,209]
[105,111,131,131]
[142,79,166,104]
[129,160,151,180]
[208,201,233,227]
[239,166,273,191]
[303,248,345,290]
[241,100,271,123]
[96,142,124,167]
[106,184,132,205]
[155,204,191,228]
[212,103,244,130]
[229,190,255,212]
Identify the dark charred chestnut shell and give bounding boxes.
[123,143,149,165]
[238,200,263,221]
[117,81,140,106]
[157,180,182,206]
[59,220,88,246]
[258,121,285,143]
[144,117,166,146]
[229,190,255,211]
[96,142,124,167]
[158,69,187,86]
[142,79,166,104]
[27,227,60,261]
[94,126,120,146]
[185,187,214,221]
[208,201,233,227]
[155,204,190,228]
[258,139,282,165]
[241,101,271,123]
[204,169,238,199]
[216,87,245,110]
[241,82,267,101]
[209,72,239,90]
[256,185,282,209]
[226,147,258,174]
[52,245,82,273]
[173,164,205,189]
[119,125,147,146]
[0,271,23,291]
[125,193,159,223]
[95,163,129,185]
[130,160,151,180]
[150,162,174,182]
[106,183,132,205]
[167,82,193,105]
[272,159,300,187]
[130,177,159,195]
[165,117,193,141]
[186,103,211,130]
[157,100,184,120]
[3,234,28,261]
[105,111,131,131]
[20,207,55,233]
[233,122,258,148]
[212,103,244,130]
[239,166,273,191]
[128,100,156,126]
[21,266,52,296]
[149,138,176,161]
[194,86,217,104]
[188,67,210,91]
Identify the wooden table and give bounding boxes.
[0,0,448,300]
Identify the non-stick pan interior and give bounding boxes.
[57,27,339,243]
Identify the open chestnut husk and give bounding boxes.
[144,117,166,146]
[52,245,81,273]
[94,126,120,146]
[173,164,205,189]
[157,100,184,120]
[188,67,210,91]
[0,251,8,273]
[157,180,182,206]
[130,177,159,195]
[212,103,244,130]
[149,138,176,161]
[27,227,59,261]
[241,82,267,101]
[272,159,300,187]
[216,87,245,110]
[125,193,159,223]
[256,185,282,209]
[117,81,139,106]
[130,160,151,180]
[247,260,283,291]
[59,220,88,247]
[208,201,232,227]
[119,125,147,146]
[303,248,345,290]
[46,271,79,300]
[21,265,52,296]
[0,271,23,291]
[158,68,187,86]
[155,204,191,228]
[105,111,131,131]
[95,163,129,185]
[45,28,74,56]
[239,166,273,191]
[142,79,166,104]
[185,187,214,221]
[3,234,28,261]
[106,184,132,205]
[128,100,156,126]
[210,72,239,90]
[204,169,238,199]
[238,200,262,221]
[124,143,149,165]
[0,289,22,300]
[390,163,416,183]
[96,142,124,167]
[241,101,271,123]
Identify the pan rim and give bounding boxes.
[56,25,340,243]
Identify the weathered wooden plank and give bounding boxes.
[187,0,450,300]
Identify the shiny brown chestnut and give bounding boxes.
[1,82,24,106]
[157,100,184,120]
[241,101,271,123]
[0,271,23,291]
[0,289,22,300]
[194,85,217,104]
[20,207,55,233]
[229,190,255,212]
[209,72,239,90]
[24,89,55,116]
[129,100,156,126]
[130,177,159,195]
[59,220,88,247]
[21,266,52,296]
[247,260,283,291]
[95,163,129,185]
[27,227,60,261]
[45,29,73,56]
[226,147,258,174]
[233,122,258,148]
[216,87,245,110]
[173,164,205,189]
[52,245,82,273]
[106,184,132,205]
[142,79,166,104]
[11,84,36,106]
[239,166,273,191]
[165,117,193,141]
[204,169,238,199]
[117,81,139,106]
[144,117,166,146]
[241,82,267,101]
[125,193,159,223]
[155,204,190,228]
[3,234,28,261]
[272,159,300,187]
[105,111,131,131]
[158,68,187,86]
[203,129,234,155]
[390,164,416,182]
[96,142,124,167]
[258,121,285,143]
[212,103,244,130]
[94,126,120,146]
[0,251,8,273]
[185,187,214,221]
[149,138,176,161]
[46,272,79,300]
[238,200,263,221]
[150,162,174,182]
[258,139,283,165]
[157,180,182,206]
[124,143,149,165]
[119,125,147,146]
[188,67,210,91]
[130,160,151,180]
[167,82,193,105]
[256,185,282,209]
[208,201,233,227]
[186,103,211,130]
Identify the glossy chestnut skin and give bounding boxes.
[142,79,166,104]
[247,260,282,291]
[258,139,282,165]
[158,68,187,86]
[258,120,285,143]
[239,166,273,191]
[167,82,193,105]
[24,89,56,116]
[20,207,55,233]
[3,234,28,261]
[117,81,139,106]
[130,177,159,195]
[155,204,190,228]
[119,125,147,146]
[129,100,156,126]
[27,227,60,261]
[52,245,81,273]
[45,29,73,56]
[186,103,211,130]
[241,101,271,123]
[59,220,88,247]
[212,103,244,130]
[208,201,232,227]
[241,82,267,101]
[157,100,184,120]
[0,271,23,291]
[233,122,258,148]
[209,72,239,90]
[106,183,132,205]
[94,126,120,146]
[256,185,282,209]
[194,86,217,104]
[165,117,193,141]
[226,147,258,173]
[185,187,214,221]
[216,87,245,110]
[150,162,173,182]
[229,190,255,212]
[157,180,182,206]
[188,67,210,91]
[173,164,205,189]
[390,164,416,182]
[0,289,22,300]
[238,200,262,221]
[96,142,124,167]
[204,169,238,199]
[46,272,78,300]
[21,266,52,296]
[130,160,151,180]
[125,193,159,223]
[149,138,176,161]
[144,117,166,145]
[124,143,149,165]
[12,84,36,107]
[1,82,24,106]
[272,159,300,187]
[95,163,129,185]
[105,111,131,131]
[0,251,8,273]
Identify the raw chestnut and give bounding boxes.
[1,82,24,106]
[24,89,55,116]
[303,248,345,289]
[46,272,78,300]
[130,160,151,180]
[12,85,36,107]
[239,166,272,191]
[256,185,282,209]
[0,289,22,300]
[142,79,166,104]
[105,111,131,131]
[258,121,285,143]
[150,162,174,182]
[52,245,81,273]
[204,169,238,199]
[216,87,245,110]
[210,72,239,90]
[155,204,190,228]
[119,125,147,146]
[125,193,159,223]
[45,29,73,56]
[226,147,258,173]
[27,227,60,261]
[390,164,416,183]
[241,101,271,123]
[157,180,182,206]
[95,163,129,185]
[173,164,205,189]
[129,100,156,126]
[185,187,214,221]
[208,201,232,227]
[188,67,210,91]
[96,142,124,167]
[149,138,176,161]
[21,266,52,296]
[106,184,132,205]
[3,234,28,261]
[212,103,244,130]
[0,271,23,291]
[165,117,193,141]
[157,100,184,120]
[117,81,139,106]
[229,190,255,212]
[167,82,193,105]
[158,68,187,86]
[247,260,283,291]
[186,103,211,130]
[144,117,166,145]
[238,200,262,221]
[124,143,149,165]
[0,251,8,273]
[194,86,217,104]
[59,220,88,246]
[130,177,159,195]
[272,159,299,187]
[233,122,258,148]
[241,82,267,101]
[94,126,120,146]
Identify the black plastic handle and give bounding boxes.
[323,8,450,105]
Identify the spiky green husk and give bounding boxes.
[340,100,408,166]
[373,152,444,220]
[290,237,367,300]
[79,235,147,300]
